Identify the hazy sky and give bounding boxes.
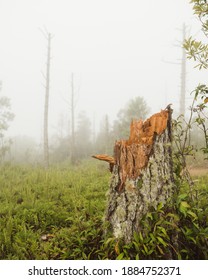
[0,0,207,142]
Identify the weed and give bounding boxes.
[0,161,207,259]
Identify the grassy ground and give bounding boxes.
[0,160,113,259]
[0,160,208,260]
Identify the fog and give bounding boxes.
[0,0,207,144]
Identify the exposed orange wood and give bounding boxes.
[92,154,115,172]
[92,107,170,192]
[114,108,170,191]
[92,154,115,164]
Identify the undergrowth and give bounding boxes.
[0,160,208,259]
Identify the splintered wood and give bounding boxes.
[92,154,115,164]
[115,109,169,191]
[93,108,170,191]
[92,154,115,172]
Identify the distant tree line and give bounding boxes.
[1,96,150,164]
[0,81,14,163]
[49,96,150,164]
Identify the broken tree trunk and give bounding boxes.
[93,106,175,244]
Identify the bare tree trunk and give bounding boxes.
[70,72,76,164]
[43,33,51,169]
[180,23,187,117]
[93,106,175,246]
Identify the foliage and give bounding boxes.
[45,96,150,164]
[172,104,197,191]
[0,161,208,260]
[0,161,111,259]
[113,96,150,139]
[0,85,14,161]
[189,0,208,38]
[110,170,208,260]
[183,1,208,159]
[0,97,14,132]
[114,183,208,260]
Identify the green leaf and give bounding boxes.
[135,253,140,260]
[139,232,143,242]
[157,226,169,239]
[105,237,115,245]
[179,201,190,216]
[149,233,156,242]
[143,244,148,254]
[157,236,167,247]
[157,202,163,211]
[133,232,140,243]
[157,245,164,255]
[187,236,197,244]
[133,241,140,252]
[181,201,190,208]
[116,252,124,260]
[146,212,153,220]
[187,210,198,221]
[178,193,188,201]
[166,213,180,222]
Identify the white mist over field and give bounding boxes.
[0,0,207,142]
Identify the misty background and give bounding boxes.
[0,0,207,164]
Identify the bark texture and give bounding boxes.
[93,106,175,243]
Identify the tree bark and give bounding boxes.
[43,33,51,169]
[93,106,175,244]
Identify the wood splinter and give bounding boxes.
[92,154,115,172]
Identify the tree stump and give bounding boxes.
[93,106,175,244]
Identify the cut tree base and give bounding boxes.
[93,106,175,244]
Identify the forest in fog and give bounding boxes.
[0,84,206,166]
[0,90,151,165]
[0,0,206,167]
[1,0,208,262]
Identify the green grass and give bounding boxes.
[0,160,115,260]
[0,160,208,260]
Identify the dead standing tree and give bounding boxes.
[41,30,53,169]
[93,106,175,244]
[70,72,75,164]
